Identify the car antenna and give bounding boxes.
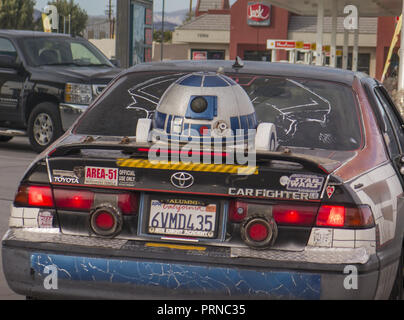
[232,56,244,69]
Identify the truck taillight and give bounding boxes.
[15,185,139,215]
[54,189,138,215]
[272,204,317,226]
[316,205,374,228]
[229,200,374,229]
[228,200,318,227]
[90,205,122,237]
[54,189,94,211]
[228,200,248,222]
[15,185,54,208]
[118,193,139,215]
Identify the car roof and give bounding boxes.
[0,29,74,39]
[127,60,369,86]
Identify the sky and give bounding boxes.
[35,0,238,16]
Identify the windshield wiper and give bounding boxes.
[41,62,112,67]
[41,62,82,66]
[76,63,112,67]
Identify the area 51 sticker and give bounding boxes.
[84,166,136,187]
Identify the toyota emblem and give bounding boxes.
[171,172,194,189]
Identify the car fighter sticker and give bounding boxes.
[228,188,319,200]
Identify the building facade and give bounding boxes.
[171,0,231,61]
[116,0,153,68]
[167,0,380,77]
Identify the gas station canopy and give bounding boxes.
[267,0,402,17]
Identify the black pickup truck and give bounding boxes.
[0,30,122,152]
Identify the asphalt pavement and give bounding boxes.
[0,137,36,300]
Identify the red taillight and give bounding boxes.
[316,205,374,228]
[228,200,248,222]
[316,205,345,227]
[247,221,269,242]
[272,204,317,226]
[52,189,138,215]
[228,200,374,229]
[90,206,122,236]
[54,189,94,211]
[118,193,138,215]
[229,200,318,226]
[241,217,277,248]
[29,186,54,207]
[94,211,115,230]
[15,185,54,208]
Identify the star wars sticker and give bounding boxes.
[326,185,335,198]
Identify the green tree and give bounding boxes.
[153,30,172,43]
[0,0,35,30]
[47,0,88,36]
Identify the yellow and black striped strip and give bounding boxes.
[116,158,258,175]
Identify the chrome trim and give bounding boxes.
[231,246,371,265]
[59,103,89,131]
[92,84,107,97]
[5,228,127,250]
[5,228,372,265]
[0,129,26,136]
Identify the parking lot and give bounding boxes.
[0,137,35,299]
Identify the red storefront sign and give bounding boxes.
[192,51,207,60]
[247,2,271,26]
[267,40,297,49]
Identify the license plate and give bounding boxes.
[148,200,217,238]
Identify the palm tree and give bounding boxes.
[184,0,194,23]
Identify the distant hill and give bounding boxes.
[154,8,193,30]
[154,21,178,31]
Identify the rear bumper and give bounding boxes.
[1,228,387,300]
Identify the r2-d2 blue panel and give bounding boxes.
[152,72,257,142]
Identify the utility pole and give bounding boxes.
[189,0,193,19]
[161,0,165,61]
[107,0,114,39]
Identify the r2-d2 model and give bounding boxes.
[136,72,278,151]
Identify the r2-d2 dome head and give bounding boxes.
[151,72,258,143]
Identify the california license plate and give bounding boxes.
[148,200,217,238]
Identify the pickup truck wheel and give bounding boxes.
[0,136,12,142]
[28,102,63,153]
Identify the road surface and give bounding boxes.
[0,137,36,300]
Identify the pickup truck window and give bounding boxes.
[0,37,17,58]
[71,42,99,65]
[20,37,112,67]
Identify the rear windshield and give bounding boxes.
[75,71,362,151]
